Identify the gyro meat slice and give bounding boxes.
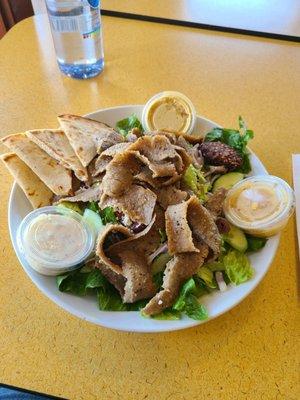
[155,185,187,210]
[102,151,143,197]
[204,187,227,218]
[100,184,157,226]
[92,142,131,177]
[165,196,221,260]
[142,243,209,316]
[56,184,102,204]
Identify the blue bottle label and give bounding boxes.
[87,0,99,8]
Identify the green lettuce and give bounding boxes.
[223,250,254,285]
[99,206,117,224]
[158,228,167,244]
[57,269,105,296]
[184,296,208,320]
[116,114,143,138]
[197,266,217,288]
[57,268,146,311]
[182,164,210,201]
[246,235,267,252]
[204,116,254,173]
[87,201,99,213]
[173,278,208,321]
[58,201,83,215]
[150,309,181,320]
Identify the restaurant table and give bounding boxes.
[0,14,299,400]
[101,0,300,40]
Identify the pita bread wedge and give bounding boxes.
[1,153,53,208]
[27,129,88,181]
[1,133,73,196]
[58,114,123,167]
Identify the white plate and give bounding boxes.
[8,105,280,333]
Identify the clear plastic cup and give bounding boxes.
[142,91,196,134]
[17,206,95,275]
[223,175,295,237]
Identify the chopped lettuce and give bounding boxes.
[87,201,99,213]
[116,113,143,137]
[223,250,254,285]
[58,201,83,215]
[173,278,196,311]
[99,206,117,224]
[246,235,267,252]
[158,228,167,244]
[57,267,147,311]
[152,270,164,290]
[184,295,208,320]
[151,253,172,275]
[97,282,128,311]
[182,164,210,201]
[150,309,181,320]
[57,269,105,296]
[173,277,208,321]
[197,266,217,288]
[204,116,254,173]
[193,276,210,297]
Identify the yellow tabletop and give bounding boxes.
[102,0,300,37]
[0,15,299,400]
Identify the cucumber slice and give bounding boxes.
[151,253,172,275]
[223,223,248,252]
[212,172,244,193]
[83,208,104,236]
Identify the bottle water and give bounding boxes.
[45,0,104,79]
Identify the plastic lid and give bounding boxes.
[142,91,196,134]
[17,206,95,276]
[223,175,295,234]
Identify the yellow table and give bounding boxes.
[0,15,299,400]
[102,0,300,38]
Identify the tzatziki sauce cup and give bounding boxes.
[17,206,95,276]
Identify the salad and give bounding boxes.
[2,92,293,324]
[54,114,265,321]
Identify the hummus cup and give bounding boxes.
[142,91,196,134]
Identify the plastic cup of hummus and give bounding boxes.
[17,206,95,276]
[142,91,196,134]
[223,175,295,237]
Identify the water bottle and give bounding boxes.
[45,0,104,79]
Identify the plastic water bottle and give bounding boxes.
[45,0,104,79]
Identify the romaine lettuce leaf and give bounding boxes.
[150,309,181,320]
[100,206,117,224]
[97,282,128,311]
[173,277,208,321]
[116,114,143,137]
[152,270,164,290]
[87,201,99,213]
[223,250,254,285]
[173,278,196,311]
[57,269,105,296]
[184,295,208,320]
[197,266,217,288]
[182,164,210,201]
[58,201,83,215]
[158,228,167,244]
[204,116,254,173]
[57,267,146,311]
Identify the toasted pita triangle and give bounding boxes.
[1,133,73,196]
[58,114,123,167]
[1,153,53,208]
[27,129,88,182]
